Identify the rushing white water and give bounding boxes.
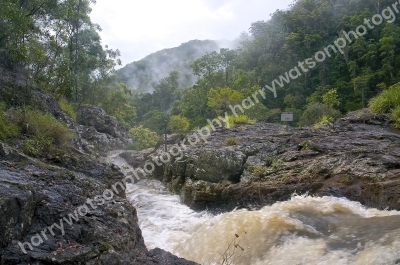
[126,179,211,252]
[107,151,400,265]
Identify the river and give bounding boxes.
[107,151,400,265]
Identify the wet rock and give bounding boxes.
[187,149,246,183]
[119,149,153,168]
[146,248,199,265]
[140,110,400,212]
[32,90,133,154]
[0,143,196,265]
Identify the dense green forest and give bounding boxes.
[126,0,400,142]
[1,0,400,151]
[0,0,137,126]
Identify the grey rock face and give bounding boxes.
[0,143,198,265]
[126,110,400,212]
[32,90,133,154]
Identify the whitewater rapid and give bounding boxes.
[107,151,400,265]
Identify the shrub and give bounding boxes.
[58,98,77,120]
[299,102,341,126]
[369,83,400,113]
[314,115,334,129]
[244,103,268,121]
[392,106,400,128]
[168,115,190,134]
[227,115,256,127]
[23,135,52,157]
[0,116,19,140]
[226,137,237,146]
[22,108,73,146]
[129,125,159,150]
[20,108,73,157]
[0,102,20,140]
[369,82,400,127]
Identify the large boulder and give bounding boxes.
[31,90,133,154]
[185,148,246,183]
[77,104,130,140]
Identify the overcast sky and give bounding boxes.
[90,0,293,66]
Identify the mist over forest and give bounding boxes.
[118,39,236,93]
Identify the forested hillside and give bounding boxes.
[117,40,230,93]
[127,0,400,144]
[0,0,141,128]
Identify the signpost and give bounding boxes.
[281,112,293,131]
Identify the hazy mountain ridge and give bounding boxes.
[118,39,233,92]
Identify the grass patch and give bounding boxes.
[369,83,400,114]
[22,108,73,145]
[0,102,20,140]
[21,108,73,157]
[227,115,256,127]
[391,106,400,128]
[369,82,400,128]
[23,135,51,157]
[268,156,284,168]
[314,115,334,129]
[0,103,73,156]
[226,137,237,146]
[58,98,77,120]
[247,165,268,176]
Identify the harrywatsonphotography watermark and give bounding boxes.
[261,1,400,98]
[17,0,400,254]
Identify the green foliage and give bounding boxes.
[247,165,268,176]
[58,98,77,120]
[102,82,137,128]
[369,82,400,128]
[391,106,400,128]
[168,115,190,134]
[142,110,168,135]
[245,103,268,121]
[299,103,341,127]
[226,137,237,146]
[21,108,73,156]
[6,0,400,135]
[129,125,159,150]
[369,83,400,114]
[322,89,340,108]
[314,115,334,129]
[268,156,284,168]
[0,103,19,140]
[0,117,19,141]
[207,87,244,115]
[23,135,52,157]
[227,115,256,127]
[0,0,121,105]
[0,106,75,157]
[298,141,310,151]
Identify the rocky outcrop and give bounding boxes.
[125,109,400,212]
[32,90,133,154]
[0,143,198,265]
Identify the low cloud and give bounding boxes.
[90,0,292,65]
